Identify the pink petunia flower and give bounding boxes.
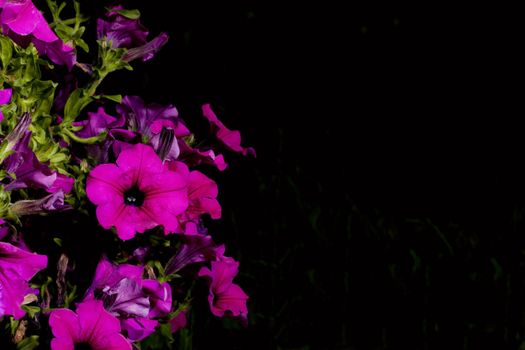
[0,241,47,319]
[0,0,76,69]
[167,161,221,234]
[49,300,131,350]
[86,143,188,240]
[198,256,249,322]
[202,104,255,157]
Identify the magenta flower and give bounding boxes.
[178,142,228,171]
[86,143,188,240]
[85,257,173,341]
[170,310,188,333]
[198,257,249,321]
[0,0,76,69]
[0,88,12,122]
[202,104,255,157]
[49,300,131,350]
[0,241,47,319]
[167,161,221,233]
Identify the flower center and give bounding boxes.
[124,186,145,206]
[75,343,93,350]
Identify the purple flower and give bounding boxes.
[97,6,148,49]
[198,256,248,321]
[86,143,188,240]
[97,6,168,62]
[166,162,221,234]
[121,32,169,62]
[202,104,255,157]
[178,142,228,171]
[74,107,125,139]
[165,234,224,275]
[85,257,173,341]
[0,0,76,69]
[117,96,184,139]
[2,117,74,193]
[49,300,132,350]
[10,190,72,216]
[0,241,47,319]
[170,309,188,333]
[0,88,12,122]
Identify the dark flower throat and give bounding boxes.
[75,343,93,350]
[124,186,145,206]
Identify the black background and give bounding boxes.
[34,0,525,349]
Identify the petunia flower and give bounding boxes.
[97,6,168,62]
[0,241,47,319]
[198,256,249,321]
[2,115,74,193]
[116,96,185,139]
[165,234,224,275]
[0,0,76,69]
[169,309,188,333]
[202,104,255,157]
[10,190,72,216]
[166,161,221,234]
[49,300,131,350]
[85,257,173,341]
[86,143,188,240]
[0,88,12,122]
[96,6,148,49]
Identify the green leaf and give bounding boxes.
[114,8,141,19]
[16,336,39,350]
[0,35,13,69]
[63,89,93,123]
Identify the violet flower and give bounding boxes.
[0,88,12,122]
[202,104,255,157]
[169,309,188,333]
[96,6,148,49]
[116,96,186,140]
[74,107,125,139]
[2,119,74,193]
[198,256,249,321]
[49,300,132,350]
[85,257,173,341]
[10,190,72,216]
[165,234,224,275]
[86,143,188,240]
[0,241,47,319]
[0,0,76,69]
[97,6,168,62]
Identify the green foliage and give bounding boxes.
[46,0,89,52]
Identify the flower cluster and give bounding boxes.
[1,1,253,348]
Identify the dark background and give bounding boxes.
[83,1,524,349]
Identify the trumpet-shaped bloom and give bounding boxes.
[0,241,47,319]
[86,143,188,240]
[85,257,173,341]
[198,257,248,321]
[0,0,76,69]
[49,300,131,350]
[202,104,255,157]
